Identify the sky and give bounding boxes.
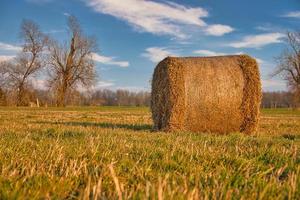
[0,0,299,92]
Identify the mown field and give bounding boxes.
[0,107,299,199]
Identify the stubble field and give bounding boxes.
[0,107,299,199]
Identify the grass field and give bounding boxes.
[0,107,299,199]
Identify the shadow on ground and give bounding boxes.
[36,121,153,131]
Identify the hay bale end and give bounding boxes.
[151,55,262,134]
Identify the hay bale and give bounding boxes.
[151,55,261,134]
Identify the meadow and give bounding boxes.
[0,107,299,199]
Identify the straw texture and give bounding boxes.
[151,55,261,134]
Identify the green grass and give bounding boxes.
[0,107,299,199]
[261,108,300,116]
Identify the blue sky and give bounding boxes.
[0,0,299,91]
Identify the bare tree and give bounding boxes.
[46,16,96,106]
[0,67,6,105]
[274,31,300,105]
[0,20,47,106]
[0,64,5,87]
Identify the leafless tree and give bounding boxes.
[0,20,47,106]
[0,67,6,105]
[46,16,96,106]
[274,31,300,105]
[0,64,5,87]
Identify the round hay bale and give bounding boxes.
[151,55,262,134]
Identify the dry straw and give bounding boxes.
[151,55,262,134]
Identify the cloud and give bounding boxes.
[31,79,48,90]
[193,49,245,56]
[114,86,150,92]
[256,26,271,32]
[44,29,65,34]
[228,33,285,48]
[91,53,129,67]
[0,42,21,51]
[193,49,264,64]
[95,81,150,92]
[63,12,71,17]
[262,79,286,91]
[0,55,15,62]
[204,24,234,36]
[96,80,115,88]
[282,11,300,18]
[86,0,232,39]
[95,81,149,91]
[193,49,225,56]
[142,47,176,63]
[255,58,264,64]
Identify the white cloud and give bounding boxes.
[193,49,264,64]
[204,24,234,36]
[63,12,71,17]
[31,79,47,90]
[94,81,150,92]
[114,86,150,92]
[91,53,129,67]
[45,29,65,34]
[96,80,115,88]
[74,80,115,92]
[96,81,149,91]
[0,42,21,51]
[256,26,271,32]
[255,58,264,64]
[282,11,300,18]
[193,49,245,56]
[262,79,286,91]
[86,0,232,38]
[193,49,225,56]
[0,55,15,62]
[228,33,285,48]
[142,47,176,63]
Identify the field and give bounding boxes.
[0,107,299,199]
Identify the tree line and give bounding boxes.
[0,86,297,108]
[0,87,150,107]
[261,91,298,108]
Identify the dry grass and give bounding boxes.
[0,106,299,199]
[151,55,261,134]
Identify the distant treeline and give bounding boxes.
[261,91,298,108]
[90,89,151,106]
[0,88,299,108]
[0,88,151,107]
